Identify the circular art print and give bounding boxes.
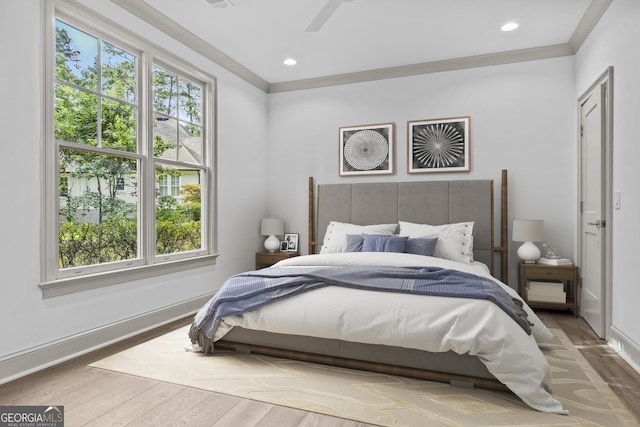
[410,117,469,173]
[343,129,389,171]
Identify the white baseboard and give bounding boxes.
[608,324,640,374]
[0,294,213,385]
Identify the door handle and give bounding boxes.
[587,220,605,229]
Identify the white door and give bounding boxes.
[579,72,610,339]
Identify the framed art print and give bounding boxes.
[339,123,394,176]
[283,233,299,252]
[407,116,470,173]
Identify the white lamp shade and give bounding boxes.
[260,218,284,236]
[512,219,544,242]
[260,218,284,252]
[512,219,544,262]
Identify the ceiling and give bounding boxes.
[110,0,611,92]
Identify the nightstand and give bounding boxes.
[255,252,298,269]
[518,262,578,317]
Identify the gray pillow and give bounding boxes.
[405,237,438,256]
[345,234,364,252]
[361,234,408,253]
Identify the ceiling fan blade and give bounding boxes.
[305,0,342,32]
[207,0,234,7]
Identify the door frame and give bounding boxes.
[577,66,613,339]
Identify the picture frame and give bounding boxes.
[339,123,394,176]
[279,240,288,252]
[283,233,299,252]
[407,116,470,173]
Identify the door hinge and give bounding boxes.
[580,124,584,137]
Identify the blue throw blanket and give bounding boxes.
[189,265,532,353]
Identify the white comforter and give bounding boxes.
[214,252,567,414]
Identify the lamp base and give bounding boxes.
[517,241,541,263]
[264,235,280,252]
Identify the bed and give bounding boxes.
[189,170,567,414]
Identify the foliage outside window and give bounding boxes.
[44,8,215,292]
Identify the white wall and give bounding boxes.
[0,0,269,383]
[576,0,640,368]
[267,57,577,288]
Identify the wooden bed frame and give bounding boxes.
[217,170,510,391]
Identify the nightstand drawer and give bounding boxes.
[525,266,575,280]
[255,252,298,269]
[258,253,284,265]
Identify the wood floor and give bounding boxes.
[1,312,639,426]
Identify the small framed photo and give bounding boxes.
[339,123,394,176]
[407,116,470,173]
[283,233,299,252]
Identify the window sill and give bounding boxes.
[39,254,219,298]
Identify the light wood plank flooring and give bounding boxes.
[1,312,638,426]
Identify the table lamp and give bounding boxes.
[260,218,284,252]
[512,219,544,263]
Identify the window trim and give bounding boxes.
[39,255,218,298]
[40,1,218,297]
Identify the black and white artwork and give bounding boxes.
[339,123,394,176]
[408,116,470,173]
[284,233,299,252]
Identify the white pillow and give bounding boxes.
[320,221,398,254]
[398,221,474,263]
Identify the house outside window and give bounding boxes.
[158,175,180,197]
[42,3,217,296]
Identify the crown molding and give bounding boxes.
[268,44,574,93]
[568,0,613,53]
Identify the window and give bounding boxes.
[158,175,180,197]
[42,5,216,296]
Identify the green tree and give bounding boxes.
[179,183,201,204]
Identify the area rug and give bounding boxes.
[90,326,636,426]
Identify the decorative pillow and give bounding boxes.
[345,234,364,252]
[361,234,408,253]
[398,221,474,263]
[404,237,438,257]
[320,222,398,253]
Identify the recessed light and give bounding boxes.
[501,22,519,32]
[283,58,297,66]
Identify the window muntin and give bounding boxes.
[46,9,214,287]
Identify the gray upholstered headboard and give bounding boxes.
[309,173,509,278]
